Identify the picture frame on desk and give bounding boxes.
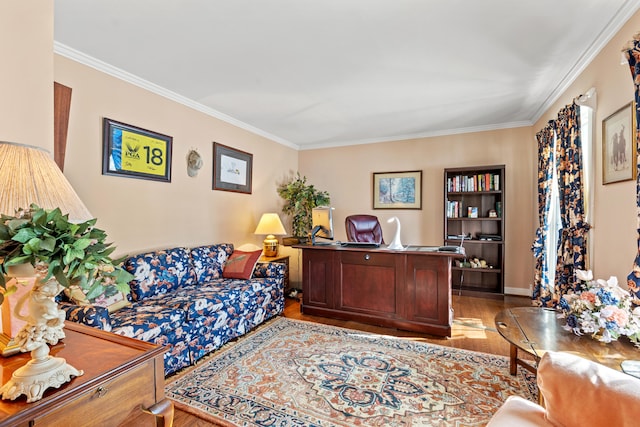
[602,102,636,185]
[372,170,422,209]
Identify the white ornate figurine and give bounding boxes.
[0,268,83,403]
[14,276,66,352]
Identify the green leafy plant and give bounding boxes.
[0,204,133,304]
[277,173,330,238]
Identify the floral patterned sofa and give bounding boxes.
[60,244,285,375]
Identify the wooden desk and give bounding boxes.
[295,244,464,337]
[495,307,640,375]
[0,322,173,427]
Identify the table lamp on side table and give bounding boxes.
[0,141,91,402]
[254,213,287,257]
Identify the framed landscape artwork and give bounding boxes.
[373,170,422,209]
[102,118,172,182]
[602,102,636,184]
[213,142,253,194]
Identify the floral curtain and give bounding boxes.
[623,35,640,304]
[554,104,590,295]
[532,123,555,304]
[532,104,589,307]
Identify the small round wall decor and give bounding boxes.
[186,149,203,177]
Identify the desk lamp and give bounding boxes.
[387,217,404,250]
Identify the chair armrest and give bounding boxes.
[59,301,113,331]
[252,262,285,280]
[486,396,548,427]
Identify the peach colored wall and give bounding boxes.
[0,1,54,333]
[533,9,640,283]
[0,1,53,150]
[298,127,536,295]
[54,55,299,259]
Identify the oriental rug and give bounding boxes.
[166,317,537,426]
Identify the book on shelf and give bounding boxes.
[447,173,500,192]
[446,200,464,217]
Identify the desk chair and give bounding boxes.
[345,215,384,244]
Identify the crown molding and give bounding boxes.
[53,42,299,150]
[531,0,640,122]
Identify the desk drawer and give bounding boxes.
[338,251,401,315]
[33,361,157,427]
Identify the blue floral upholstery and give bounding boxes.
[110,303,193,373]
[190,244,233,283]
[124,247,197,301]
[253,262,283,279]
[62,243,285,376]
[187,276,284,363]
[61,302,112,331]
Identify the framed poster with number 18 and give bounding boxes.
[102,118,172,183]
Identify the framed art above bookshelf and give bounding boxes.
[444,165,505,297]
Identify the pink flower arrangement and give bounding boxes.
[559,270,640,345]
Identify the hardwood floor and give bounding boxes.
[172,294,531,426]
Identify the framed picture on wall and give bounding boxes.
[602,102,636,185]
[372,170,422,209]
[102,118,172,182]
[213,142,253,194]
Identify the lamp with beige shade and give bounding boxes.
[254,213,287,257]
[0,141,104,402]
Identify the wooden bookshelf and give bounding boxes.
[444,165,505,297]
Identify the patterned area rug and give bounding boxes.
[166,317,537,426]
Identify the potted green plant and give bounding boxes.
[277,173,330,241]
[0,204,132,303]
[0,204,135,402]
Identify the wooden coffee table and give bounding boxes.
[495,306,639,375]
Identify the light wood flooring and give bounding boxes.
[171,294,531,426]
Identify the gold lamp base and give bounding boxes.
[263,234,279,257]
[0,333,21,357]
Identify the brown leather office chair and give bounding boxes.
[345,215,384,244]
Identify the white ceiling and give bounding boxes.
[54,0,640,150]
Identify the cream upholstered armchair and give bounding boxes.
[487,351,640,426]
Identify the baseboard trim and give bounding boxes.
[504,287,531,297]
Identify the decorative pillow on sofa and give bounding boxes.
[191,244,234,283]
[124,247,196,301]
[222,249,262,279]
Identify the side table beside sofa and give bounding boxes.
[0,322,172,427]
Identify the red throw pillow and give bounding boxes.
[222,250,262,279]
